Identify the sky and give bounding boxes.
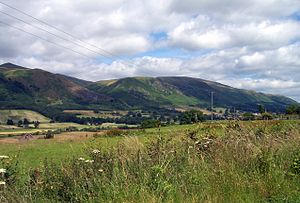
[0,0,300,101]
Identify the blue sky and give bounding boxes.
[0,0,300,101]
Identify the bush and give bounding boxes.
[140,120,160,129]
[179,110,205,124]
[104,129,129,137]
[261,112,273,120]
[44,131,54,139]
[243,112,255,120]
[66,126,79,132]
[6,119,14,125]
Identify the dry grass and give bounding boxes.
[1,120,300,202]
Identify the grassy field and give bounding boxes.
[0,109,50,123]
[63,109,128,118]
[1,120,300,202]
[0,122,93,137]
[0,121,135,137]
[0,124,192,168]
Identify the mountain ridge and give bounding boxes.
[0,63,297,115]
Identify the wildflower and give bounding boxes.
[98,169,104,172]
[0,181,5,185]
[92,149,100,154]
[0,168,6,173]
[78,157,85,161]
[85,160,94,163]
[0,155,9,159]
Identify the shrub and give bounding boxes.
[66,126,79,132]
[261,112,273,120]
[104,129,129,137]
[140,120,161,129]
[6,119,14,125]
[179,110,205,124]
[44,131,54,139]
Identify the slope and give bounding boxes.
[90,77,297,112]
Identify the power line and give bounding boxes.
[0,10,111,58]
[0,20,92,59]
[0,1,134,64]
[0,10,134,67]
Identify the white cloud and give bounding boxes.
[0,0,299,101]
[168,17,300,50]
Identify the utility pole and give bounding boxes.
[211,92,214,121]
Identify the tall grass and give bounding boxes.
[1,121,300,202]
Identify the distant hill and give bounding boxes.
[89,77,297,112]
[0,63,121,117]
[0,63,297,116]
[0,62,28,69]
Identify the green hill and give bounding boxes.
[0,63,121,114]
[89,77,297,112]
[0,63,297,115]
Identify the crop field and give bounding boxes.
[63,109,128,118]
[0,110,50,123]
[0,122,92,137]
[0,121,134,138]
[1,120,300,202]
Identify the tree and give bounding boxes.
[23,118,30,128]
[45,130,54,139]
[258,104,265,114]
[140,120,161,129]
[243,112,255,120]
[6,119,14,125]
[261,112,273,120]
[286,104,300,115]
[34,121,40,129]
[224,109,229,117]
[179,110,205,124]
[17,120,23,127]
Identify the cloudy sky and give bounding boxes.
[0,0,300,101]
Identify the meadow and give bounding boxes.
[0,110,50,123]
[0,120,300,202]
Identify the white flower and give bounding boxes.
[78,157,85,161]
[92,149,100,154]
[0,181,5,185]
[98,169,104,172]
[0,155,9,159]
[85,160,94,163]
[0,168,6,173]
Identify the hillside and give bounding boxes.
[0,63,121,114]
[0,109,50,123]
[0,63,297,114]
[90,77,297,112]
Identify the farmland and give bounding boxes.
[63,110,128,118]
[0,110,50,123]
[0,109,139,140]
[1,120,300,202]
